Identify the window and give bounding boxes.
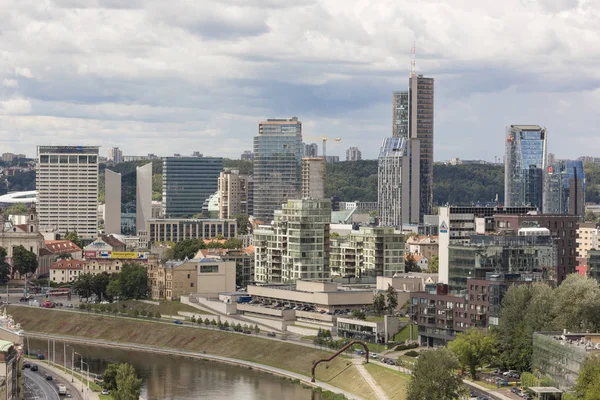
[191,283,194,288]
[200,265,219,273]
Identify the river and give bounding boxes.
[28,338,324,400]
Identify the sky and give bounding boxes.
[1,0,599,161]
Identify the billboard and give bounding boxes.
[84,251,149,259]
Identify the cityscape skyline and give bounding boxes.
[1,1,599,161]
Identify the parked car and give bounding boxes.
[36,354,44,360]
[101,389,110,395]
[173,320,183,325]
[243,330,252,334]
[267,332,276,337]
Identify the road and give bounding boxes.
[23,362,83,400]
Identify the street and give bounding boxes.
[23,362,83,400]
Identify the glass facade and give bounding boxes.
[543,160,585,217]
[253,118,303,221]
[162,157,223,217]
[505,125,547,209]
[392,91,409,139]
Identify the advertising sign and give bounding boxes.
[84,251,97,259]
[111,252,148,259]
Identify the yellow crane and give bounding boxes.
[303,136,342,158]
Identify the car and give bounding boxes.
[23,363,31,369]
[65,304,74,308]
[267,332,276,337]
[101,389,110,395]
[243,330,251,334]
[19,297,29,302]
[46,375,53,381]
[31,365,39,371]
[173,320,183,325]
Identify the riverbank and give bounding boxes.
[10,306,381,400]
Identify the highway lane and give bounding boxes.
[24,368,60,400]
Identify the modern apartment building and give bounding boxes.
[136,163,153,234]
[346,147,362,161]
[329,226,405,278]
[301,157,325,199]
[254,199,331,283]
[36,146,99,238]
[162,156,223,217]
[543,160,585,217]
[146,218,237,244]
[504,125,547,209]
[378,137,420,228]
[304,143,318,157]
[576,222,599,265]
[104,170,121,235]
[218,169,253,219]
[253,117,303,221]
[107,147,123,163]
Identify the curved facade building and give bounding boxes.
[0,190,37,204]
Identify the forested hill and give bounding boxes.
[325,161,505,206]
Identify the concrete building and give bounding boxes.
[301,157,325,199]
[82,254,159,277]
[504,125,547,209]
[1,152,26,162]
[378,137,420,228]
[0,340,20,400]
[195,247,255,288]
[107,147,123,164]
[329,226,405,279]
[162,156,223,217]
[218,169,253,219]
[304,143,318,157]
[36,146,99,238]
[136,163,152,234]
[50,259,83,283]
[324,156,340,164]
[104,169,121,235]
[345,147,362,161]
[146,218,237,244]
[253,117,303,221]
[576,222,599,266]
[337,316,400,344]
[254,199,331,283]
[543,160,585,218]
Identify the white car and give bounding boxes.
[101,389,110,395]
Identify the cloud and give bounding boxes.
[0,0,599,160]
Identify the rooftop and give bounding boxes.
[50,259,83,270]
[45,240,82,254]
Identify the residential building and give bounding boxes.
[345,147,362,161]
[36,146,99,238]
[304,143,318,157]
[1,152,26,162]
[195,246,255,288]
[576,222,599,265]
[104,169,121,235]
[145,218,237,244]
[81,253,159,276]
[151,201,162,218]
[161,156,223,217]
[378,137,420,228]
[406,253,429,270]
[543,160,585,218]
[504,125,547,209]
[83,235,127,254]
[107,147,123,164]
[240,151,254,161]
[495,214,579,284]
[45,240,83,259]
[136,163,153,234]
[437,205,537,284]
[406,235,438,260]
[302,157,325,199]
[253,117,303,221]
[50,259,83,283]
[254,199,331,283]
[329,226,405,279]
[324,156,340,164]
[218,170,253,219]
[0,340,20,400]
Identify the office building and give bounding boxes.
[505,125,547,209]
[392,91,409,139]
[330,226,405,279]
[345,147,362,161]
[302,157,325,199]
[146,218,237,244]
[543,160,585,217]
[36,146,99,238]
[136,163,153,234]
[104,170,121,235]
[304,143,318,157]
[253,117,303,221]
[378,137,420,228]
[107,147,123,164]
[254,199,331,283]
[218,169,253,219]
[162,156,223,217]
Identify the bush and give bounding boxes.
[133,310,139,317]
[204,318,210,325]
[79,304,86,310]
[404,350,420,357]
[155,311,161,319]
[190,316,196,323]
[395,342,419,351]
[140,310,147,317]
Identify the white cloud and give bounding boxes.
[0,0,598,160]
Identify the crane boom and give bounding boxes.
[303,136,342,158]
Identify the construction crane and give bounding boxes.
[303,136,342,158]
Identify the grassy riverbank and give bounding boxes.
[10,307,383,399]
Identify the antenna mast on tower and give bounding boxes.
[410,41,416,77]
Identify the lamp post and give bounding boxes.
[74,351,84,393]
[81,361,90,400]
[66,344,75,383]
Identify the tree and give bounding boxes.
[386,284,398,314]
[12,245,37,278]
[109,263,148,300]
[0,248,11,283]
[373,293,386,316]
[90,273,111,300]
[405,253,421,273]
[350,309,366,320]
[253,324,260,334]
[223,238,243,249]
[4,204,28,216]
[234,214,250,235]
[103,363,120,391]
[428,255,439,273]
[171,239,205,260]
[407,348,465,400]
[575,354,600,399]
[585,210,599,222]
[448,328,497,380]
[551,274,600,332]
[113,363,142,400]
[65,231,83,248]
[72,273,94,299]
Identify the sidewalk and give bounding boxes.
[35,359,99,400]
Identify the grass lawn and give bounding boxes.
[96,300,207,317]
[393,324,414,343]
[317,358,377,400]
[365,316,385,322]
[364,363,409,400]
[301,335,316,341]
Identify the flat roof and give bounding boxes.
[0,340,14,353]
[529,387,562,393]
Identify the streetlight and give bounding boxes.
[65,344,75,383]
[81,361,90,400]
[74,351,84,393]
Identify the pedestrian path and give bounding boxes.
[353,359,389,400]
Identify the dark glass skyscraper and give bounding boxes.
[504,125,547,209]
[543,160,585,217]
[162,156,223,217]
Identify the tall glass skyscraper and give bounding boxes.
[543,160,585,217]
[253,117,303,221]
[504,125,547,209]
[162,156,223,217]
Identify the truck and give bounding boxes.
[57,384,67,395]
[236,296,252,304]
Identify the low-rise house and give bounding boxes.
[50,259,83,283]
[44,240,83,260]
[406,235,439,260]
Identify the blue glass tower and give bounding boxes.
[543,160,585,217]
